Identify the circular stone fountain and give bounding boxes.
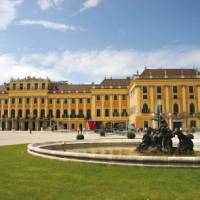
[27,117,200,167]
[27,138,200,168]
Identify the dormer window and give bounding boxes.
[13,84,16,90]
[20,83,23,90]
[35,83,38,89]
[42,83,45,89]
[27,83,30,90]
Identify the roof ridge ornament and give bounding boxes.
[149,71,152,79]
[181,69,184,78]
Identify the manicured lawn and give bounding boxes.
[0,145,200,200]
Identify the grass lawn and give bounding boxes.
[0,145,200,200]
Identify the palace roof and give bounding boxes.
[54,83,93,93]
[139,68,200,79]
[98,78,131,88]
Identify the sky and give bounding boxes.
[0,0,200,83]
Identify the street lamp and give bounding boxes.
[151,103,162,129]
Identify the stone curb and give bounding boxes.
[27,139,200,168]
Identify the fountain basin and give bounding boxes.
[27,139,200,167]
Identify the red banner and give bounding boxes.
[88,121,95,129]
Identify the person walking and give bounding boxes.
[80,124,83,134]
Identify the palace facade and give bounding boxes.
[0,68,200,131]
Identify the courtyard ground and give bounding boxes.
[0,130,128,146]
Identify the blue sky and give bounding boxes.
[0,0,200,83]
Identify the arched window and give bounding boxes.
[78,109,84,118]
[56,109,60,118]
[18,109,22,118]
[11,109,15,118]
[70,109,76,118]
[86,109,91,119]
[33,109,38,118]
[173,103,179,114]
[190,103,195,114]
[3,110,8,118]
[48,110,53,118]
[26,109,30,118]
[142,104,149,113]
[63,110,68,118]
[41,109,45,118]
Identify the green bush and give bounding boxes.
[127,131,135,139]
[100,130,105,136]
[187,133,194,139]
[76,134,84,140]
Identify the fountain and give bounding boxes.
[27,118,200,167]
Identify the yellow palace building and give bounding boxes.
[0,68,200,131]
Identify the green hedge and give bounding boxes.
[127,131,135,139]
[76,134,84,140]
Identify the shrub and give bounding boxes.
[76,134,84,140]
[187,133,194,139]
[100,130,105,137]
[127,131,135,139]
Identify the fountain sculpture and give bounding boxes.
[137,117,194,154]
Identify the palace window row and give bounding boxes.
[141,103,196,114]
[3,109,91,119]
[142,85,196,100]
[96,109,128,117]
[11,83,46,90]
[0,96,127,104]
[0,98,91,105]
[96,95,126,101]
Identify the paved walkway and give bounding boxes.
[0,131,128,146]
[1,130,200,148]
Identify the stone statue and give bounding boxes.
[173,128,194,153]
[137,117,194,154]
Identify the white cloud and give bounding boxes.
[80,0,103,12]
[0,46,200,84]
[37,0,64,10]
[0,0,22,30]
[17,20,84,32]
